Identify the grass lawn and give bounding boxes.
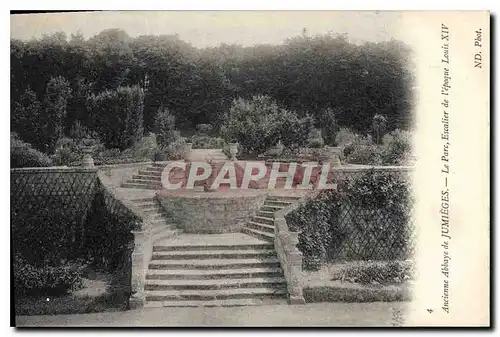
[302,260,414,303]
[15,270,130,316]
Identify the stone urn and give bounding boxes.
[229,142,239,161]
[322,146,342,167]
[81,146,95,168]
[267,141,284,158]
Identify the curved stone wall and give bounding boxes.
[157,190,268,234]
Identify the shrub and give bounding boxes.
[219,96,281,156]
[154,108,177,149]
[191,135,226,149]
[164,137,188,160]
[319,107,339,146]
[276,111,315,151]
[42,76,73,150]
[195,124,213,136]
[372,114,387,145]
[346,144,383,165]
[11,133,53,168]
[335,128,358,147]
[14,254,86,297]
[286,190,343,270]
[87,85,144,150]
[308,138,324,149]
[330,260,415,285]
[380,129,413,165]
[307,129,325,149]
[286,170,414,269]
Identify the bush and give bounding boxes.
[319,107,339,146]
[196,124,213,136]
[308,138,324,149]
[164,137,188,160]
[191,135,226,149]
[220,96,313,156]
[330,260,414,285]
[286,170,414,269]
[380,129,413,165]
[220,96,281,156]
[154,108,177,149]
[335,128,358,147]
[276,111,315,151]
[11,133,53,168]
[14,254,86,297]
[346,144,383,165]
[286,190,343,270]
[87,85,144,150]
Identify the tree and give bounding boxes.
[87,85,144,150]
[42,76,73,151]
[154,108,177,149]
[220,96,281,156]
[372,114,387,145]
[319,107,339,146]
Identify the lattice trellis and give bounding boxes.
[289,167,416,266]
[329,168,415,261]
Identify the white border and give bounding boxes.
[3,1,497,334]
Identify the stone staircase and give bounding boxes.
[144,234,287,307]
[122,163,166,190]
[241,195,301,242]
[121,149,228,190]
[130,197,178,241]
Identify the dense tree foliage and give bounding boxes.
[11,30,414,153]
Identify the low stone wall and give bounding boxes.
[96,171,155,309]
[157,190,267,234]
[273,193,320,305]
[97,162,156,187]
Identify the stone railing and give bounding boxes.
[273,192,319,305]
[96,171,154,309]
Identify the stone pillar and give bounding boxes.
[129,230,146,309]
[81,147,95,168]
[287,251,306,304]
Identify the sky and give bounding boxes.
[10,11,405,48]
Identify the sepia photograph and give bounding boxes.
[9,10,490,327]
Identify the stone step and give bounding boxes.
[251,216,275,226]
[143,208,165,216]
[260,205,286,212]
[153,243,274,252]
[146,267,283,280]
[126,179,163,186]
[150,218,171,226]
[130,197,156,203]
[257,210,275,218]
[265,200,294,207]
[136,202,158,209]
[121,183,161,190]
[145,277,286,291]
[151,213,167,220]
[148,258,280,270]
[145,298,287,308]
[153,229,178,242]
[267,196,302,202]
[138,170,163,177]
[145,166,165,172]
[151,249,276,260]
[245,221,275,234]
[241,227,274,242]
[152,224,174,235]
[145,287,286,302]
[132,174,162,181]
[152,163,169,168]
